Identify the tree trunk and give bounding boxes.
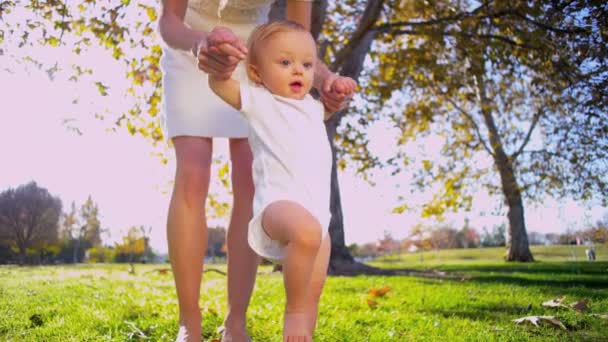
[73,238,80,263]
[492,146,533,261]
[325,116,355,269]
[473,67,534,262]
[326,30,377,271]
[18,246,26,265]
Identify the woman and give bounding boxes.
[158,1,351,341]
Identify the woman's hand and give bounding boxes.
[319,75,358,113]
[194,27,248,80]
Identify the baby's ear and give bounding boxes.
[247,64,262,84]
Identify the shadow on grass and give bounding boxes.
[330,261,608,294]
[427,262,608,290]
[465,274,608,290]
[435,261,608,276]
[424,303,529,321]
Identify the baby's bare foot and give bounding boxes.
[175,324,201,342]
[283,313,311,342]
[176,315,202,342]
[220,328,252,342]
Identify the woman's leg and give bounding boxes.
[168,136,213,342]
[223,138,259,341]
[262,201,323,342]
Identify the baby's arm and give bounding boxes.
[208,75,242,110]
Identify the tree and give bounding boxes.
[58,201,84,263]
[0,182,62,264]
[59,201,79,242]
[73,197,101,263]
[114,226,148,268]
[457,219,480,248]
[313,0,607,262]
[481,224,506,247]
[376,231,400,255]
[80,196,101,247]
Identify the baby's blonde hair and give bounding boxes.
[246,20,311,65]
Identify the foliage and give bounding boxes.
[1,0,163,142]
[55,197,103,263]
[481,224,507,247]
[326,0,608,207]
[577,215,608,244]
[85,245,115,263]
[113,226,150,263]
[79,196,102,247]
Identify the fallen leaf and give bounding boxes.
[368,286,391,298]
[542,296,567,309]
[591,313,608,319]
[366,298,378,309]
[513,316,567,330]
[569,299,589,312]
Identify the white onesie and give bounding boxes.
[239,81,332,262]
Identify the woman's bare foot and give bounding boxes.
[283,312,312,342]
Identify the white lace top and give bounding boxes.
[187,0,276,23]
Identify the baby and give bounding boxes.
[208,20,356,342]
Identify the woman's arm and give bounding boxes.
[158,0,205,53]
[285,0,312,30]
[159,0,246,78]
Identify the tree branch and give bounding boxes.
[375,7,514,33]
[331,0,385,71]
[511,10,589,35]
[432,86,495,157]
[512,106,544,160]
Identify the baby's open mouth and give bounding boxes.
[289,81,303,92]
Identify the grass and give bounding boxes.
[0,245,607,341]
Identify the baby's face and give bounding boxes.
[253,30,316,100]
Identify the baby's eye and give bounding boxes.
[280,59,291,66]
[303,62,313,69]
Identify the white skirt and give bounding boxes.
[160,7,268,139]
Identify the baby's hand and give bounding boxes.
[331,76,357,96]
[320,75,357,113]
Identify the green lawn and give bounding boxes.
[1,246,607,341]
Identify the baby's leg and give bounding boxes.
[262,201,323,342]
[305,234,330,335]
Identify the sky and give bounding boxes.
[1,40,606,255]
